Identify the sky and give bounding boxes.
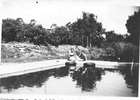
[0,0,140,34]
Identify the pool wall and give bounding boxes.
[0,59,138,78]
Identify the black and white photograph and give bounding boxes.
[0,0,139,99]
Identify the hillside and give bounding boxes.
[1,42,106,63]
[0,42,82,63]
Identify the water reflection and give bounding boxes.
[119,65,139,94]
[53,67,69,78]
[0,64,138,96]
[1,70,49,92]
[68,64,138,94]
[68,65,103,92]
[0,67,69,92]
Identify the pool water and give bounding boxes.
[0,64,139,97]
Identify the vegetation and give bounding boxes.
[125,9,140,46]
[1,42,66,63]
[100,42,139,62]
[1,10,139,63]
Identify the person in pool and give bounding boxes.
[78,51,87,61]
[75,46,87,61]
[68,48,76,61]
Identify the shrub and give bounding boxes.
[121,43,138,62]
[87,47,105,60]
[1,45,20,59]
[101,42,139,62]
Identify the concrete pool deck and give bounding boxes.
[0,59,137,78]
[0,59,67,78]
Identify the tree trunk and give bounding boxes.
[87,36,88,48]
[90,38,91,47]
[89,35,92,47]
[82,35,84,47]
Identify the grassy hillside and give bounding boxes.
[1,42,106,63]
[1,42,65,63]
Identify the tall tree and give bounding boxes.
[2,18,22,42]
[125,9,140,46]
[70,12,103,47]
[15,18,25,41]
[2,18,49,46]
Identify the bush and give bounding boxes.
[87,47,105,60]
[1,45,20,59]
[134,47,139,62]
[120,43,135,62]
[101,42,139,62]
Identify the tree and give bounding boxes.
[2,18,49,46]
[16,18,24,24]
[15,18,25,41]
[46,26,72,46]
[24,24,48,45]
[50,24,57,28]
[30,19,36,25]
[70,12,103,47]
[125,9,140,46]
[2,18,22,42]
[103,30,125,43]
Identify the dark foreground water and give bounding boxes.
[0,64,139,97]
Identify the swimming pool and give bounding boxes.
[0,64,138,97]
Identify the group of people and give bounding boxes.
[68,46,87,61]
